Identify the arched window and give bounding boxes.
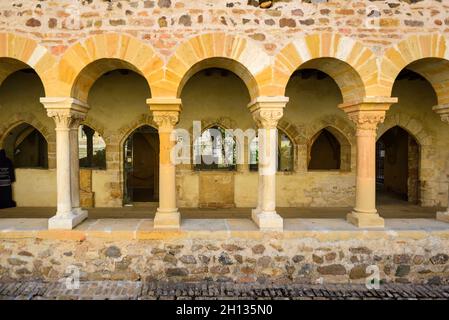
[78,125,106,169]
[249,130,294,172]
[193,125,236,171]
[308,128,341,170]
[3,123,48,168]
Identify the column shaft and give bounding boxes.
[433,104,449,222]
[70,124,81,211]
[354,127,377,214]
[55,127,72,216]
[158,127,177,213]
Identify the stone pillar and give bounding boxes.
[147,98,182,229]
[339,97,397,228]
[249,96,289,231]
[82,125,95,167]
[433,104,449,222]
[40,97,89,230]
[70,120,86,215]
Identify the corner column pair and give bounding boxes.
[40,97,89,229]
[433,104,449,223]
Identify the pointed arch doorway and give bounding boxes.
[123,125,159,205]
[376,126,420,204]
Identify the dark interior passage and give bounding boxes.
[308,128,341,170]
[123,125,159,204]
[376,126,420,204]
[3,123,48,168]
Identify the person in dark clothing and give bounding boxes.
[0,149,16,209]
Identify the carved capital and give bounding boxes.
[147,98,182,131]
[433,104,449,124]
[347,111,386,131]
[248,96,289,129]
[152,111,180,130]
[339,97,397,133]
[40,97,89,130]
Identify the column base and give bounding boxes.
[251,210,283,231]
[48,210,88,230]
[73,207,88,216]
[436,210,449,223]
[154,209,180,229]
[347,211,384,228]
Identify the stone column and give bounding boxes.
[249,96,289,231]
[82,125,95,167]
[433,104,449,222]
[70,120,86,215]
[147,98,182,229]
[40,97,89,230]
[339,97,397,228]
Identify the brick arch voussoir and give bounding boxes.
[0,33,56,95]
[165,33,271,100]
[58,33,163,101]
[273,33,376,102]
[380,34,449,98]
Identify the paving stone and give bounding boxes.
[1,281,448,300]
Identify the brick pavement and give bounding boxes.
[0,281,448,300]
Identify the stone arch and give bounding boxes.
[56,33,164,102]
[278,119,304,146]
[163,33,271,100]
[306,116,355,172]
[272,33,377,102]
[380,34,449,104]
[0,114,56,168]
[0,33,56,94]
[81,116,106,139]
[377,113,433,147]
[118,114,158,147]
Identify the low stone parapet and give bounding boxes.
[0,218,448,285]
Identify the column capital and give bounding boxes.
[41,97,90,129]
[339,97,398,131]
[248,96,289,129]
[82,125,95,136]
[147,98,182,130]
[433,104,449,123]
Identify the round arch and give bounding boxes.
[380,34,449,104]
[164,33,271,100]
[0,33,56,94]
[56,33,163,102]
[272,33,377,103]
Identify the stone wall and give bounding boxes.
[1,231,448,285]
[0,0,447,58]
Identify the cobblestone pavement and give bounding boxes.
[0,281,448,300]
